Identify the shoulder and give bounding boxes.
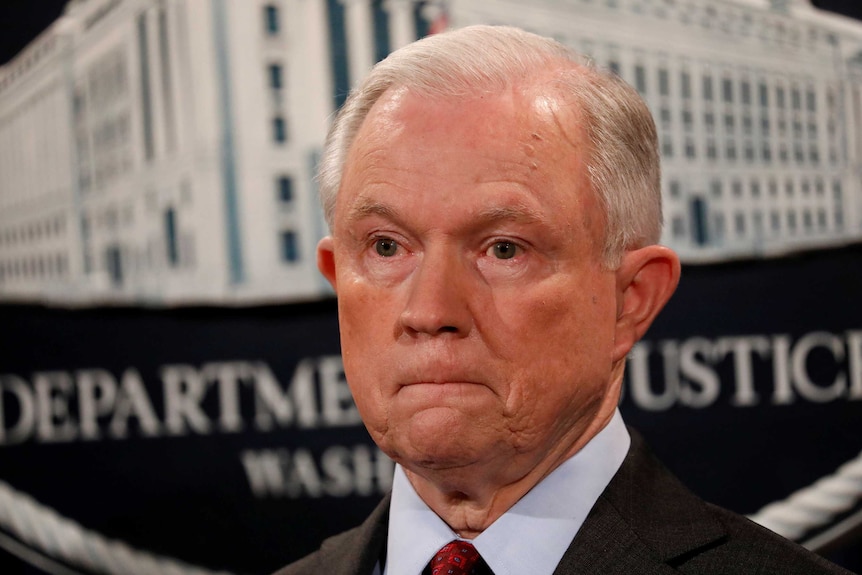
[590,430,853,574]
[688,503,854,575]
[271,526,364,575]
[270,494,390,575]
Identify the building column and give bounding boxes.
[385,0,416,51]
[342,0,375,87]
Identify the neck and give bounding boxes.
[403,403,618,538]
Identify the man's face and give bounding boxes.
[319,85,627,484]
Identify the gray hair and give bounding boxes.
[317,25,661,268]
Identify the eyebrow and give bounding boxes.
[474,204,546,226]
[345,200,400,225]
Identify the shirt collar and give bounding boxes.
[383,409,631,575]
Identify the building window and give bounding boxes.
[269,63,283,90]
[682,110,693,129]
[703,75,714,101]
[280,230,300,262]
[635,65,647,94]
[658,68,670,96]
[372,0,391,63]
[264,4,280,35]
[791,88,801,110]
[759,82,769,107]
[165,208,179,266]
[273,116,287,143]
[660,108,671,125]
[741,81,751,105]
[734,212,746,235]
[608,60,620,75]
[722,78,733,103]
[685,139,696,158]
[725,141,736,160]
[106,245,123,286]
[669,181,681,198]
[277,175,293,204]
[681,71,691,99]
[803,210,813,231]
[707,140,717,159]
[710,180,722,197]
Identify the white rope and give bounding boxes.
[0,479,234,575]
[2,448,861,574]
[748,450,862,548]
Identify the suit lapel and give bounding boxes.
[314,494,390,575]
[554,431,728,574]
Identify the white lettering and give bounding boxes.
[76,369,118,440]
[791,332,846,402]
[34,372,77,442]
[109,369,162,438]
[0,375,35,444]
[678,337,720,408]
[627,343,677,411]
[319,356,361,426]
[716,336,770,406]
[162,364,211,435]
[239,445,394,499]
[203,362,250,432]
[771,335,794,405]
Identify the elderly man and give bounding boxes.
[276,25,850,575]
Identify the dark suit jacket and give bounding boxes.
[275,432,854,574]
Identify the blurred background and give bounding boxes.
[1,0,861,573]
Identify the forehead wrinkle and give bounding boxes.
[342,196,550,239]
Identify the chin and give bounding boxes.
[390,435,487,472]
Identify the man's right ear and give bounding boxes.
[317,236,337,291]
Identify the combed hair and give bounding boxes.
[317,25,661,268]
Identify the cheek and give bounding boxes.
[496,276,617,386]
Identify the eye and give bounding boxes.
[487,241,519,260]
[374,238,399,257]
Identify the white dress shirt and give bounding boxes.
[380,409,631,575]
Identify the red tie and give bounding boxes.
[424,541,489,575]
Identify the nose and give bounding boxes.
[398,248,474,338]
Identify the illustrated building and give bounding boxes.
[450,0,862,261]
[1,0,861,304]
[0,0,442,304]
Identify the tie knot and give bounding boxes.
[426,541,485,575]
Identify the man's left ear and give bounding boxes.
[612,245,681,363]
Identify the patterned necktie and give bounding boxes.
[423,541,490,575]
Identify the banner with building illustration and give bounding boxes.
[1,0,861,574]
